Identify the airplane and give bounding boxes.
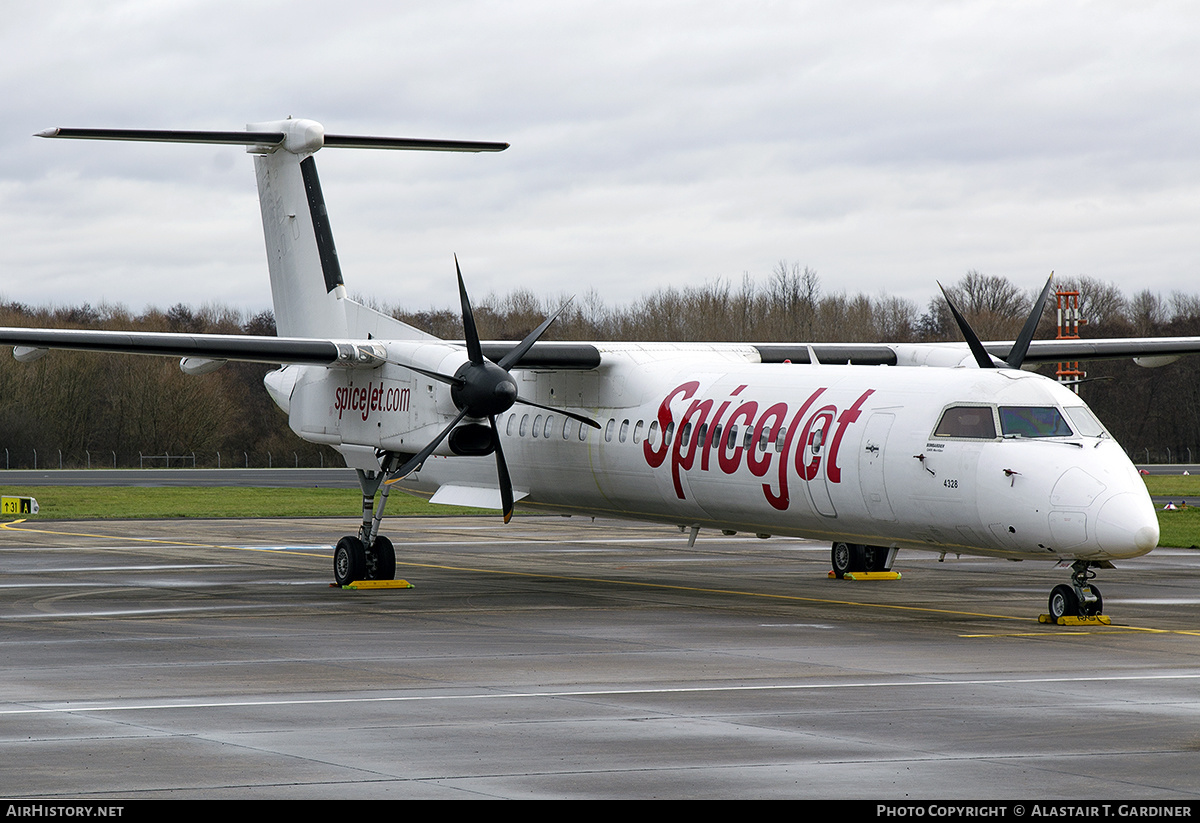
[5,117,1192,621]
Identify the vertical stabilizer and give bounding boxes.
[249,119,349,339]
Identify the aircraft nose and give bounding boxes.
[1093,491,1159,556]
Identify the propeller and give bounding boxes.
[939,272,1055,371]
[385,257,600,523]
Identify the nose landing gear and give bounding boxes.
[1044,560,1109,624]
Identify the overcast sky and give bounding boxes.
[2,1,1198,322]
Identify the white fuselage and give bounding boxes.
[273,343,1159,564]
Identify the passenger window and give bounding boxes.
[648,420,660,447]
[578,420,588,441]
[563,418,571,440]
[665,422,675,445]
[633,420,644,443]
[619,419,629,443]
[934,406,997,439]
[520,414,529,437]
[506,415,515,437]
[533,414,542,438]
[544,415,554,439]
[605,419,615,442]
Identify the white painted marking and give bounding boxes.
[1,605,286,620]
[5,564,235,573]
[5,672,1200,716]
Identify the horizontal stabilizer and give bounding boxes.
[37,127,508,153]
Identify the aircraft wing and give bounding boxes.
[1000,337,1200,364]
[0,327,342,365]
[5,326,1199,371]
[0,327,605,370]
[755,339,1200,367]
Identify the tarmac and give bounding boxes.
[2,513,1199,799]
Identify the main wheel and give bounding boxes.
[862,545,891,572]
[334,536,367,586]
[831,542,863,578]
[369,535,396,580]
[1048,584,1079,620]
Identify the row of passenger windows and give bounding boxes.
[504,404,1106,448]
[503,412,793,452]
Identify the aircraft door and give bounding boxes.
[858,412,896,521]
[800,410,837,517]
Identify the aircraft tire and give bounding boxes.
[334,536,367,586]
[371,535,396,580]
[1049,584,1079,620]
[862,545,889,572]
[831,542,863,579]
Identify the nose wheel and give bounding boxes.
[1046,560,1105,621]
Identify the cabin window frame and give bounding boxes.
[998,406,1074,439]
[931,404,1000,441]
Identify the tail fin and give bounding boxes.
[248,119,347,338]
[38,120,508,339]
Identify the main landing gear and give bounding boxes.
[830,542,896,578]
[1047,560,1105,620]
[333,456,400,587]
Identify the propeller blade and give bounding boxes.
[456,255,484,365]
[515,395,602,429]
[1006,272,1055,370]
[938,281,996,369]
[497,298,574,371]
[388,360,464,388]
[386,408,469,483]
[490,416,515,523]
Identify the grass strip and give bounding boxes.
[0,486,489,520]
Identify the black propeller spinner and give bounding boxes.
[386,258,600,523]
[938,273,1055,371]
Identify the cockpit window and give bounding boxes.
[934,406,997,439]
[1064,406,1107,438]
[999,406,1073,438]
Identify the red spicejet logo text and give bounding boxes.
[642,381,874,511]
[334,382,410,422]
